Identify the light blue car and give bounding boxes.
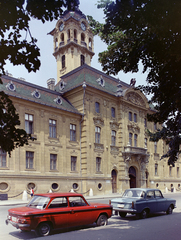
[111,188,176,219]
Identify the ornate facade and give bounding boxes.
[0,7,181,198]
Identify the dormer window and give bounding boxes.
[54,96,62,105]
[31,89,41,99]
[96,76,105,87]
[6,81,16,91]
[59,80,66,91]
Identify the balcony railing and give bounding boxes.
[124,146,148,155]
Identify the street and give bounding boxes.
[1,193,181,240]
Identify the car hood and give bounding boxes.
[111,197,140,203]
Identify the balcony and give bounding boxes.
[124,146,148,156]
[122,145,149,163]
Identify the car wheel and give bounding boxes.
[140,209,148,219]
[96,214,108,226]
[119,212,127,218]
[36,222,51,236]
[166,205,173,215]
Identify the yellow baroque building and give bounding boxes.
[0,7,181,198]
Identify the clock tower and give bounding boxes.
[49,6,95,82]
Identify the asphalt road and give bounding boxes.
[1,193,181,240]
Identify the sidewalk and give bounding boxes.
[0,193,121,206]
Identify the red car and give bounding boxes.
[6,192,112,236]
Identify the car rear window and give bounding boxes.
[27,196,50,209]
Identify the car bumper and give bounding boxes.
[113,208,137,214]
[5,219,30,229]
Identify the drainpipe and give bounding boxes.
[80,81,86,193]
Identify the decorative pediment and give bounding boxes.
[110,121,120,131]
[93,116,104,127]
[126,92,146,107]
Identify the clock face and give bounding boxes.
[81,22,86,31]
[59,23,64,32]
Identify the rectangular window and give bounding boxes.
[169,166,172,177]
[95,102,100,113]
[154,123,157,131]
[134,113,137,123]
[80,54,85,66]
[134,134,137,147]
[111,107,115,118]
[25,114,33,134]
[177,167,179,178]
[111,130,116,146]
[129,112,132,121]
[62,55,65,68]
[0,149,6,167]
[95,126,101,143]
[154,142,157,153]
[50,154,57,170]
[26,151,34,169]
[144,118,147,128]
[155,164,158,176]
[70,124,76,141]
[71,156,77,171]
[49,119,57,138]
[129,132,133,146]
[96,157,101,172]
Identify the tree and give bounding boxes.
[0,0,79,154]
[88,0,181,166]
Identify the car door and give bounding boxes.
[47,197,69,228]
[155,190,166,212]
[145,190,157,213]
[68,196,96,227]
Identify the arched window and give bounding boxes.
[68,29,70,40]
[80,54,85,66]
[129,133,133,146]
[89,38,92,50]
[61,33,64,42]
[134,134,137,147]
[95,126,101,143]
[74,29,77,42]
[111,130,116,146]
[62,55,65,69]
[81,33,85,42]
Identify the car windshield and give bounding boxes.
[27,196,50,209]
[122,189,145,198]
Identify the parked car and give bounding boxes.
[6,192,112,236]
[111,188,176,219]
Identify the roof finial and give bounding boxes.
[67,0,80,11]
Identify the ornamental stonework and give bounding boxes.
[126,92,146,107]
[127,121,140,133]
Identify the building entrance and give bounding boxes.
[111,169,117,193]
[129,166,136,188]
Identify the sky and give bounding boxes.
[5,0,147,89]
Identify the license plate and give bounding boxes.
[12,217,17,222]
[117,204,124,208]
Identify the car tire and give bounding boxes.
[96,214,108,226]
[166,205,173,215]
[140,209,148,219]
[36,222,51,236]
[119,212,127,218]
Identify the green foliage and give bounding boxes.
[0,91,36,155]
[90,0,181,165]
[0,0,79,153]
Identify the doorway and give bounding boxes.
[129,166,136,188]
[111,169,117,193]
